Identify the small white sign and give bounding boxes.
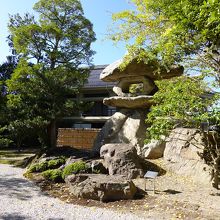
[144,171,158,179]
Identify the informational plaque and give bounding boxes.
[144,171,158,194]
[144,171,158,179]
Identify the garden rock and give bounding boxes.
[86,159,108,174]
[93,110,130,153]
[93,110,148,155]
[65,174,137,202]
[164,128,205,162]
[163,128,212,184]
[100,143,146,179]
[143,139,166,159]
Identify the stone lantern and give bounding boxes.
[93,58,183,155]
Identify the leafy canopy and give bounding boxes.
[6,0,96,147]
[111,0,220,78]
[146,76,219,141]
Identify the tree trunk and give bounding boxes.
[212,157,220,190]
[17,138,22,152]
[47,120,57,148]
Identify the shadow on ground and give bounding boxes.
[163,189,182,194]
[0,173,47,201]
[0,213,30,220]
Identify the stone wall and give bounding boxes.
[57,128,100,150]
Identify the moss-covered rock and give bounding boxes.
[47,157,66,169]
[27,157,66,173]
[28,161,48,173]
[42,169,63,183]
[62,161,88,179]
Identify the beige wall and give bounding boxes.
[57,128,100,150]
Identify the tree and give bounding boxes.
[111,0,220,79]
[0,55,18,147]
[7,0,96,148]
[146,76,212,139]
[0,53,17,127]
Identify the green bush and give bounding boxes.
[28,161,48,173]
[62,161,88,179]
[42,169,63,182]
[0,138,13,148]
[27,157,66,173]
[47,157,66,169]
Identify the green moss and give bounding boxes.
[62,161,88,179]
[27,157,66,173]
[28,161,48,173]
[42,169,63,183]
[47,157,66,169]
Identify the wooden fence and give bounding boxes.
[57,128,100,150]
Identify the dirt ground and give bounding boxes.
[31,168,220,220]
[3,148,218,220]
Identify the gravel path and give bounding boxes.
[0,164,146,220]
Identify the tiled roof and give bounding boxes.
[84,65,115,89]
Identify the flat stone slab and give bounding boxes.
[103,95,153,108]
[65,174,137,202]
[100,59,183,82]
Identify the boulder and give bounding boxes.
[100,143,146,179]
[93,110,130,153]
[100,59,183,82]
[103,95,153,109]
[164,128,205,162]
[164,128,212,185]
[143,139,166,159]
[86,159,108,174]
[120,111,148,155]
[65,174,137,202]
[93,110,148,155]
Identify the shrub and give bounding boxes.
[42,169,63,182]
[47,157,66,169]
[0,138,13,148]
[28,161,48,173]
[27,157,66,173]
[62,161,88,179]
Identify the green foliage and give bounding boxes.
[0,57,17,144]
[7,0,96,148]
[47,157,66,169]
[42,169,63,182]
[111,0,220,79]
[0,127,13,148]
[146,76,217,141]
[0,138,13,148]
[27,157,66,173]
[28,161,48,173]
[129,83,144,96]
[62,161,87,179]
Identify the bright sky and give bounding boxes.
[0,0,133,65]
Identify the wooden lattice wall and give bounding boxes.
[57,128,100,150]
